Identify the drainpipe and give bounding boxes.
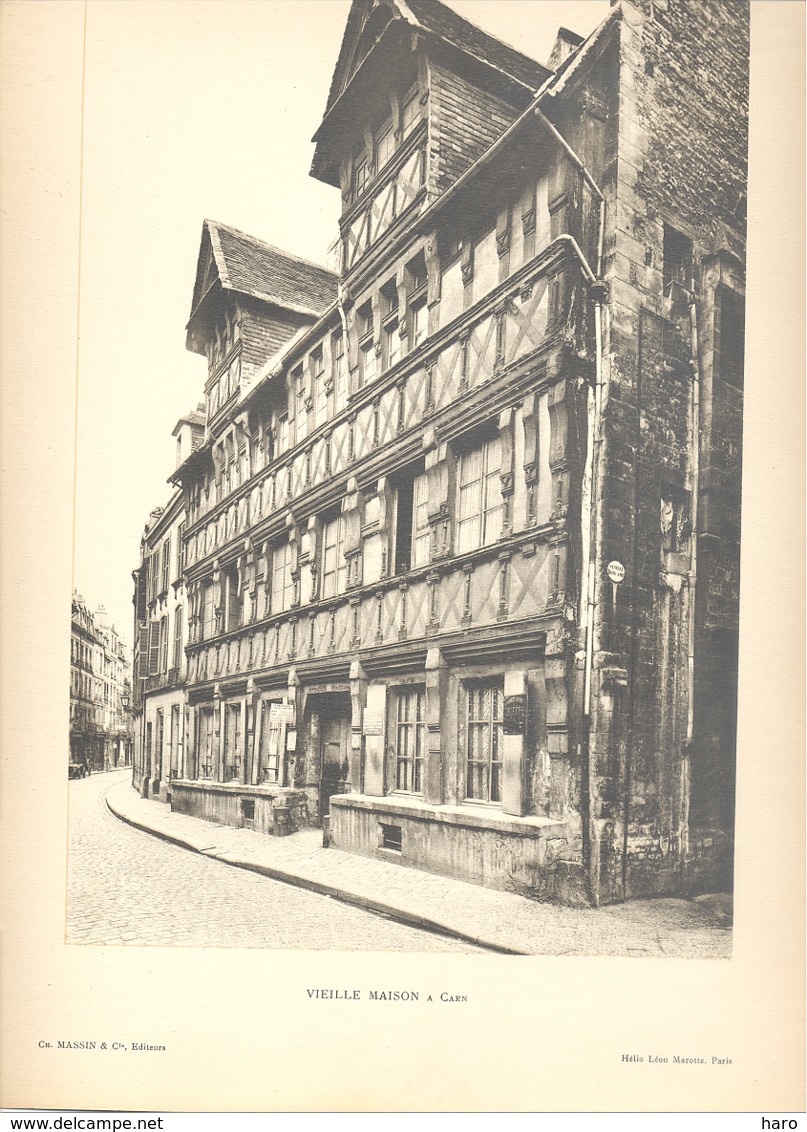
[680,297,702,878]
[686,298,701,749]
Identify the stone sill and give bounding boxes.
[331,792,567,838]
[171,779,301,800]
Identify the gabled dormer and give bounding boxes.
[186,220,338,434]
[311,0,551,277]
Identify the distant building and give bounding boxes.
[133,0,747,904]
[131,479,198,799]
[70,592,133,771]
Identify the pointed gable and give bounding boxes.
[325,0,400,114]
[186,220,338,364]
[312,0,551,189]
[188,220,337,326]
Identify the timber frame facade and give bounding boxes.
[135,0,747,905]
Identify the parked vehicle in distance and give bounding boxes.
[68,762,88,780]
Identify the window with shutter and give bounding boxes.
[332,331,348,413]
[271,541,294,613]
[161,538,170,594]
[138,623,149,678]
[321,515,347,597]
[456,436,503,554]
[173,606,183,670]
[148,621,160,675]
[176,522,185,579]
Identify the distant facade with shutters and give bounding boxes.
[71,593,133,772]
[132,0,747,905]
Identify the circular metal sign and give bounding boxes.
[606,561,626,585]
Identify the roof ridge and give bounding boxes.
[405,0,549,88]
[204,219,338,278]
[420,0,543,71]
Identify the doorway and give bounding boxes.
[316,693,352,821]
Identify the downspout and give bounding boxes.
[687,298,701,748]
[682,297,702,875]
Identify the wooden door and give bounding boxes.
[319,699,351,819]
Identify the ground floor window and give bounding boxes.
[465,680,503,803]
[198,707,215,778]
[394,687,426,794]
[259,700,283,784]
[224,703,242,781]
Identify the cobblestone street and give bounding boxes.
[66,770,475,950]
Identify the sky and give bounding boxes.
[71,0,612,648]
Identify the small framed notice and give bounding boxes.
[503,694,527,735]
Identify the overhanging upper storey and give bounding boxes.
[311,0,552,277]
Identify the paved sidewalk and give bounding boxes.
[105,778,732,958]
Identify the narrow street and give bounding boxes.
[66,770,476,951]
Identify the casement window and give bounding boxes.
[292,364,307,443]
[406,253,428,350]
[311,346,328,427]
[176,522,185,579]
[170,702,181,776]
[198,708,215,779]
[375,115,395,171]
[160,539,170,594]
[173,606,183,670]
[353,155,369,199]
[455,436,503,554]
[410,299,428,349]
[393,467,429,573]
[223,562,240,633]
[201,581,216,641]
[357,301,376,386]
[155,708,164,773]
[411,472,431,567]
[332,330,348,412]
[271,540,294,614]
[407,252,427,294]
[321,514,347,598]
[380,279,400,370]
[159,615,169,673]
[224,703,242,781]
[465,681,504,804]
[393,687,426,794]
[259,701,283,784]
[277,413,290,455]
[401,84,420,139]
[663,224,693,298]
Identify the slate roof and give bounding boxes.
[198,220,338,319]
[403,0,551,91]
[322,0,551,122]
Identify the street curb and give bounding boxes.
[104,786,527,956]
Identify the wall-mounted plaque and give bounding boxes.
[363,709,384,736]
[503,694,527,735]
[269,702,295,726]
